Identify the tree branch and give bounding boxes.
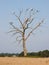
[9,22,23,33]
[26,17,34,29]
[18,39,23,44]
[13,12,23,27]
[12,31,22,36]
[23,17,34,31]
[19,9,23,17]
[7,30,17,33]
[23,9,34,30]
[25,19,44,40]
[16,36,22,41]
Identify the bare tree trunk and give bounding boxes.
[23,40,27,56]
[22,31,27,56]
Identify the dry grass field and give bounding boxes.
[0,57,49,65]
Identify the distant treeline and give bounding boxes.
[0,50,49,57]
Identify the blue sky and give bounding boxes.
[0,0,49,53]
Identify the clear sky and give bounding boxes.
[0,0,49,53]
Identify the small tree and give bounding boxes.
[9,8,44,56]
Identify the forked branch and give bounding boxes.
[9,22,23,33]
[13,12,23,27]
[26,19,44,40]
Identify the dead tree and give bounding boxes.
[8,8,44,56]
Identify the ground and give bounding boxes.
[0,57,49,65]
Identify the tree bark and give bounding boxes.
[22,31,27,56]
[23,40,27,56]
